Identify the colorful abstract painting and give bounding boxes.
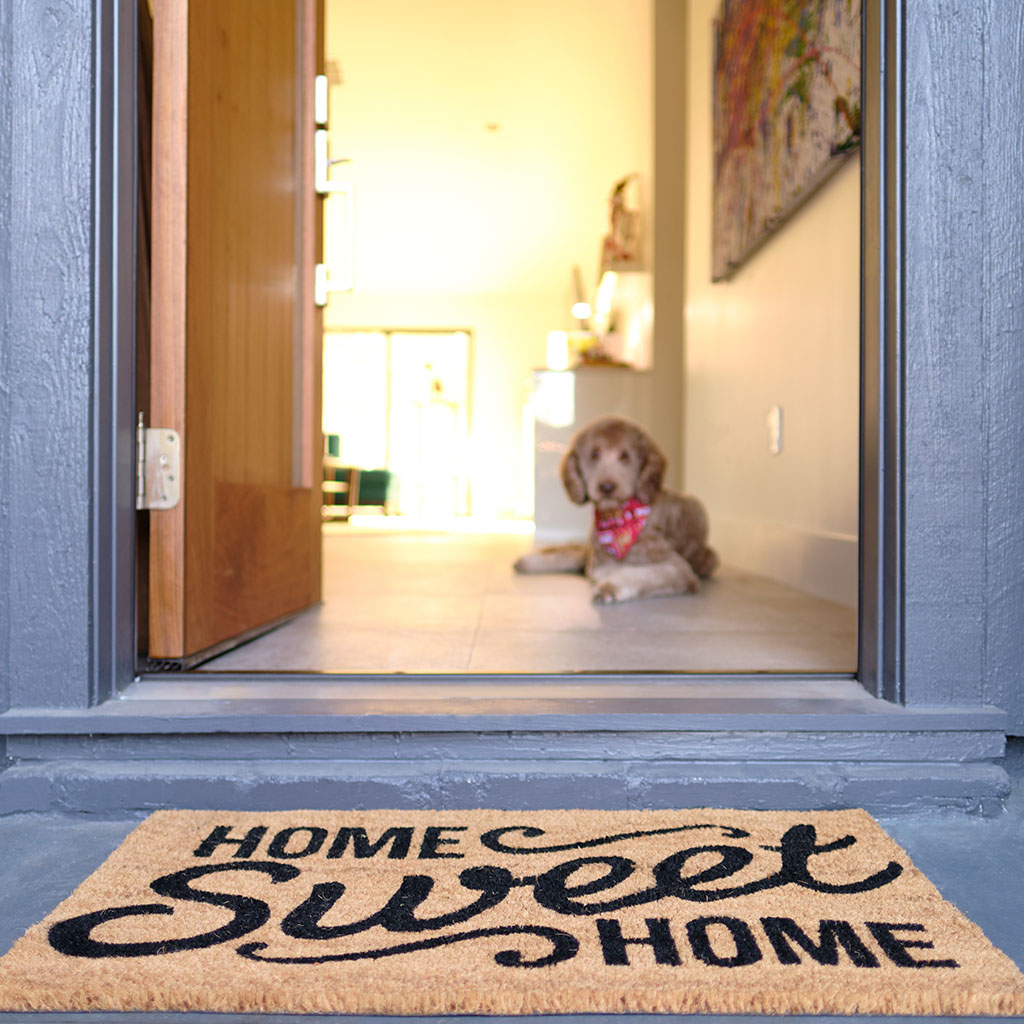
[712,0,861,280]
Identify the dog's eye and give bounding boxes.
[589,447,601,461]
[618,450,631,463]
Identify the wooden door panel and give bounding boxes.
[205,484,316,651]
[149,0,323,662]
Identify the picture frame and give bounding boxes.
[711,0,862,281]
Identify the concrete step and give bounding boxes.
[0,757,1009,817]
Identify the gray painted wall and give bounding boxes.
[981,2,1024,731]
[902,1,987,709]
[900,1,1024,727]
[0,0,95,713]
[651,0,686,490]
[0,0,10,717]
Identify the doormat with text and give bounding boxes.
[0,808,1021,1016]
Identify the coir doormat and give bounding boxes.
[0,808,1022,1016]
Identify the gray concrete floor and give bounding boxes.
[0,740,1020,1022]
[199,524,857,674]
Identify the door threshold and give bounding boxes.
[0,673,1007,737]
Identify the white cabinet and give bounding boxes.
[528,366,656,543]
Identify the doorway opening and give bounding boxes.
[140,0,860,679]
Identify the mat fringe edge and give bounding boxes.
[1,978,1023,1017]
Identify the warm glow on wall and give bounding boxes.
[322,0,653,519]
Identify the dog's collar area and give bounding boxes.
[594,496,651,559]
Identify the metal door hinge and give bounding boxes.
[314,129,351,194]
[136,413,181,510]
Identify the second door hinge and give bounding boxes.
[136,413,181,510]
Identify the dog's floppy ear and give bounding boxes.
[635,433,666,504]
[560,440,589,505]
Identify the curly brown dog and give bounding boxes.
[514,416,718,603]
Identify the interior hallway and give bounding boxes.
[199,521,858,675]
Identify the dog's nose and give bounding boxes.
[598,480,617,496]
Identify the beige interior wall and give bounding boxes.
[651,0,687,490]
[683,0,861,607]
[322,0,652,519]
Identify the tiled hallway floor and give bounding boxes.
[199,522,858,675]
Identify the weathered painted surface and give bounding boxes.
[0,0,95,713]
[903,0,985,708]
[982,2,1024,732]
[0,757,1010,818]
[900,2,1024,726]
[3,729,1005,764]
[0,0,9,720]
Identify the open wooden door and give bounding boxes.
[147,0,324,664]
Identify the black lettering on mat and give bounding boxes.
[192,825,418,860]
[596,917,682,965]
[327,827,414,859]
[866,922,960,968]
[193,825,268,858]
[48,862,296,957]
[686,916,763,967]
[760,917,880,967]
[267,827,329,859]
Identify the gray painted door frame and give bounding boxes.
[1,0,1022,774]
[859,0,901,706]
[113,2,904,697]
[96,0,140,704]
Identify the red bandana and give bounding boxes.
[594,497,651,559]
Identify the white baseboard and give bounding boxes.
[711,515,858,608]
[531,526,589,546]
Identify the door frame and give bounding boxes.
[95,0,896,700]
[857,0,901,704]
[94,0,140,702]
